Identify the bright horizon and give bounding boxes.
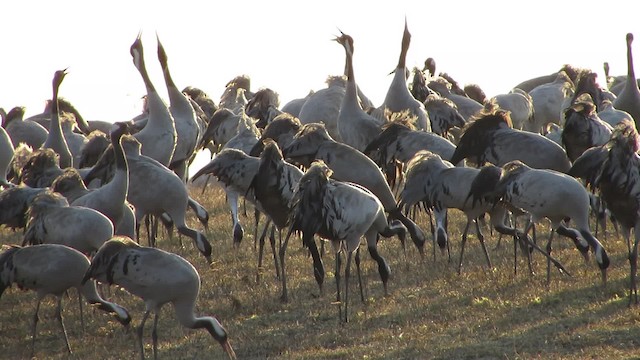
[0,1,634,122]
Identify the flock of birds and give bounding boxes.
[1,21,640,358]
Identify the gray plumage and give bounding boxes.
[481,160,610,284]
[249,113,302,157]
[423,93,467,137]
[283,123,426,254]
[42,69,73,169]
[428,78,483,123]
[398,151,498,272]
[0,244,131,358]
[0,185,47,230]
[298,75,347,141]
[157,36,200,181]
[489,89,534,131]
[82,237,236,359]
[288,161,406,321]
[19,148,64,188]
[94,134,211,261]
[525,71,574,133]
[598,99,634,128]
[334,31,384,152]
[382,20,430,131]
[2,106,48,149]
[23,191,114,255]
[612,33,640,129]
[130,33,177,167]
[0,125,14,186]
[577,120,640,302]
[191,148,259,245]
[72,123,130,236]
[561,98,613,162]
[245,88,282,129]
[450,110,571,172]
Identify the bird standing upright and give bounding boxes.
[42,69,73,169]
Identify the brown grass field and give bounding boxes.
[1,183,640,359]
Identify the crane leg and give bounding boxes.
[29,299,42,359]
[457,219,471,274]
[152,311,160,360]
[256,219,270,284]
[137,309,151,360]
[55,297,72,354]
[475,218,492,270]
[270,225,281,280]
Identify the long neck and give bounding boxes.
[50,84,64,139]
[48,80,72,168]
[397,45,408,71]
[112,131,128,173]
[111,131,129,197]
[136,53,158,96]
[162,64,185,107]
[343,46,359,106]
[627,37,636,86]
[68,106,91,135]
[80,280,131,325]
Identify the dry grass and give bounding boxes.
[2,184,640,359]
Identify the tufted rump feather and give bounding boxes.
[562,97,613,162]
[19,148,63,188]
[0,186,47,229]
[250,140,303,228]
[450,110,512,165]
[594,120,640,228]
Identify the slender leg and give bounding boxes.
[335,250,343,322]
[200,173,212,195]
[513,231,518,276]
[304,232,325,295]
[355,247,365,303]
[630,226,640,305]
[525,233,535,276]
[137,309,152,360]
[457,219,471,274]
[428,207,436,262]
[546,230,555,286]
[279,229,294,302]
[55,296,72,354]
[152,311,160,360]
[345,250,353,323]
[78,290,85,332]
[475,219,492,270]
[145,215,153,247]
[445,211,451,262]
[253,208,261,250]
[256,219,270,283]
[523,219,535,275]
[269,225,281,280]
[227,191,243,245]
[30,299,42,359]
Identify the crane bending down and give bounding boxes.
[82,236,236,359]
[476,160,610,285]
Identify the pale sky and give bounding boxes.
[0,1,633,122]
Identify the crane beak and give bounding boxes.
[601,269,607,288]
